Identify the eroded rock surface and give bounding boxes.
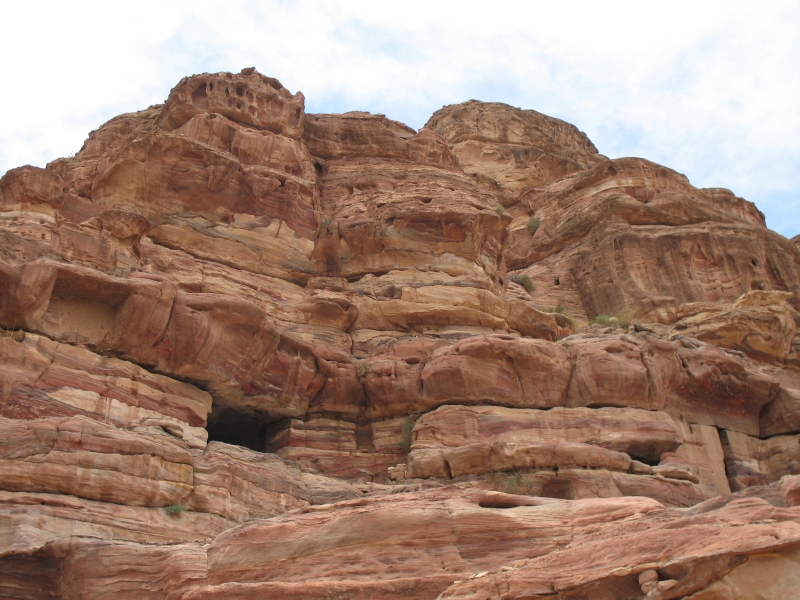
[1,68,799,598]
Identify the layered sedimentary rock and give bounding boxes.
[3,480,800,600]
[425,101,606,192]
[503,158,800,323]
[438,480,800,600]
[1,68,799,598]
[671,290,798,363]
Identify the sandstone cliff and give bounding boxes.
[1,68,800,599]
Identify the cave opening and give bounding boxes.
[205,405,271,453]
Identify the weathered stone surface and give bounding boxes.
[8,481,792,600]
[313,159,508,282]
[410,405,681,464]
[158,69,306,137]
[420,335,572,411]
[0,166,69,212]
[404,405,725,505]
[0,491,233,548]
[189,442,312,521]
[672,290,798,363]
[672,422,731,498]
[193,486,664,597]
[670,336,780,435]
[683,545,800,600]
[0,536,207,600]
[276,446,405,482]
[565,335,655,409]
[409,440,632,480]
[438,484,800,600]
[504,158,800,323]
[0,332,210,448]
[760,369,800,436]
[304,112,458,166]
[146,291,323,419]
[0,415,194,507]
[721,429,800,491]
[426,101,605,192]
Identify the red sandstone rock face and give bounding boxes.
[504,158,800,323]
[1,68,800,598]
[426,101,606,192]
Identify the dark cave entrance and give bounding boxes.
[205,405,271,452]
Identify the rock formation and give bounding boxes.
[1,68,799,599]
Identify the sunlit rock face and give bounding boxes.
[1,68,800,599]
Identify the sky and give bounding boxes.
[2,1,798,237]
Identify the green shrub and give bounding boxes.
[494,205,506,215]
[615,308,633,328]
[505,471,532,495]
[526,216,541,236]
[591,314,613,325]
[520,275,535,293]
[398,418,414,452]
[164,504,187,514]
[556,302,565,313]
[590,309,634,328]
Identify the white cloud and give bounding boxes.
[1,0,798,235]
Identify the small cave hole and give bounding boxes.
[554,278,561,286]
[225,87,230,97]
[208,82,214,91]
[314,162,323,176]
[236,85,245,97]
[206,406,270,452]
[751,259,758,267]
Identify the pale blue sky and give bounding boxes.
[2,1,798,237]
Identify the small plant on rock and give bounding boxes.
[494,205,506,215]
[506,471,531,495]
[590,314,613,326]
[615,308,633,328]
[589,309,634,329]
[520,275,535,293]
[526,215,541,236]
[556,302,565,313]
[164,504,187,514]
[354,359,368,379]
[398,417,414,452]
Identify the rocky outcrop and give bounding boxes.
[2,480,800,599]
[1,68,799,598]
[672,290,798,363]
[438,480,800,600]
[0,332,210,447]
[426,101,605,192]
[0,415,195,507]
[504,158,800,323]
